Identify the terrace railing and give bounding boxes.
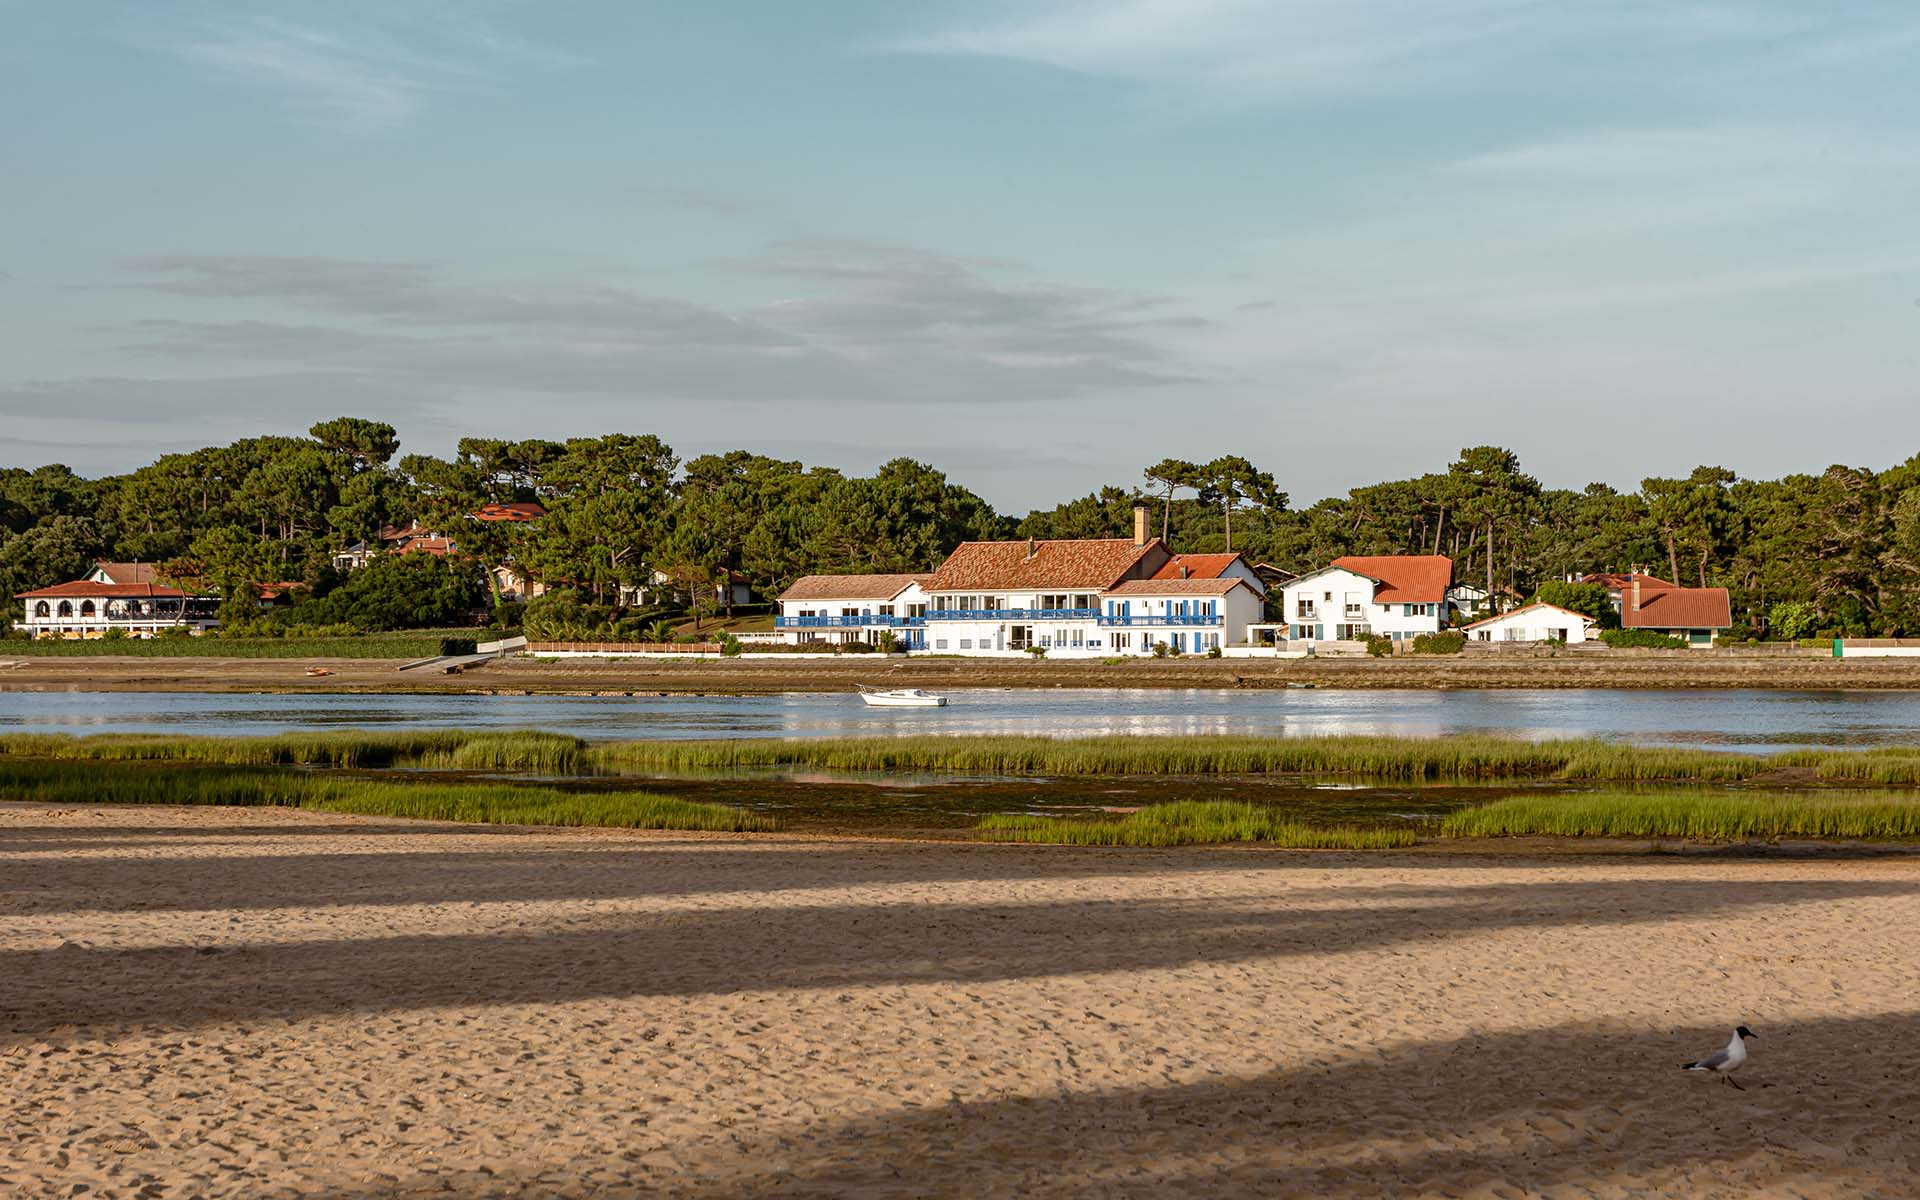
[775,615,926,628]
[924,607,1101,621]
[1097,614,1222,627]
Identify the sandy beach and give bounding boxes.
[4,805,1919,1197]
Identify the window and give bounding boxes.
[1296,600,1317,619]
[935,639,949,649]
[959,639,973,650]
[34,601,49,617]
[878,605,894,617]
[907,603,927,618]
[1114,633,1131,650]
[57,601,72,617]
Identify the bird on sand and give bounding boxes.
[1682,1026,1757,1089]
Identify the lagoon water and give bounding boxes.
[3,688,1920,752]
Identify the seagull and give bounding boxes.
[1682,1026,1757,1089]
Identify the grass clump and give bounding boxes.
[977,801,1415,849]
[0,760,772,832]
[589,734,1774,784]
[0,729,584,771]
[1441,790,1920,842]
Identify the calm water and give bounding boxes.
[2,689,1919,752]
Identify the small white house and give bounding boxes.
[775,574,930,647]
[1280,555,1452,646]
[1462,602,1597,644]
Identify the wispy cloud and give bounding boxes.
[883,1,1920,96]
[169,7,582,132]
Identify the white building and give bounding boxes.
[775,574,930,647]
[1462,602,1597,644]
[1281,555,1452,646]
[917,512,1265,657]
[773,510,1267,657]
[13,580,220,639]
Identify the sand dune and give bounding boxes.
[4,803,1918,1197]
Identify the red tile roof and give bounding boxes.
[396,536,452,558]
[1330,555,1453,604]
[16,581,188,599]
[1623,576,1731,630]
[1148,553,1242,581]
[778,574,927,603]
[925,539,1166,592]
[1106,577,1260,598]
[470,502,547,523]
[1581,572,1675,589]
[91,561,159,585]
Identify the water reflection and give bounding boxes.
[2,688,1919,753]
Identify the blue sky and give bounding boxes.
[4,1,1918,509]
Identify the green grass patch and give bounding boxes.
[588,734,1777,783]
[1441,790,1920,841]
[0,630,480,658]
[9,731,1920,787]
[977,800,1415,848]
[0,759,772,832]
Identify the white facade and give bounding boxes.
[777,580,929,648]
[14,585,220,640]
[918,582,1264,657]
[1282,568,1445,644]
[1463,602,1596,645]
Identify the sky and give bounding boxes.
[3,1,1918,512]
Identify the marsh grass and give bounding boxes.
[7,730,1920,786]
[1441,790,1920,841]
[0,760,773,832]
[590,734,1777,783]
[977,801,1416,849]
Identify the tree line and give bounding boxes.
[3,420,1918,637]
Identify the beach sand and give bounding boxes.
[3,804,1918,1198]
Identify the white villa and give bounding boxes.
[774,509,1266,656]
[1462,601,1598,644]
[13,576,220,639]
[775,574,931,648]
[1280,555,1453,646]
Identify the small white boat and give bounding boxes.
[858,685,948,708]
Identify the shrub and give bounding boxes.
[1600,628,1688,650]
[874,630,901,655]
[718,632,743,657]
[1025,644,1048,658]
[1768,601,1820,641]
[1205,644,1223,659]
[1151,641,1173,658]
[1358,632,1392,657]
[1411,631,1465,654]
[156,625,194,640]
[101,627,128,642]
[439,637,478,656]
[837,641,876,654]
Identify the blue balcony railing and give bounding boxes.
[775,615,926,628]
[1097,614,1221,627]
[924,607,1101,621]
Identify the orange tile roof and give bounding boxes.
[1623,576,1731,630]
[16,580,188,599]
[1148,553,1243,581]
[470,502,546,523]
[92,561,159,585]
[1329,555,1453,604]
[925,539,1165,592]
[1106,577,1259,597]
[778,574,927,602]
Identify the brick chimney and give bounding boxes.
[1026,536,1037,560]
[1630,574,1641,614]
[1133,504,1150,547]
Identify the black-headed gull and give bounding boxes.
[1682,1026,1757,1089]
